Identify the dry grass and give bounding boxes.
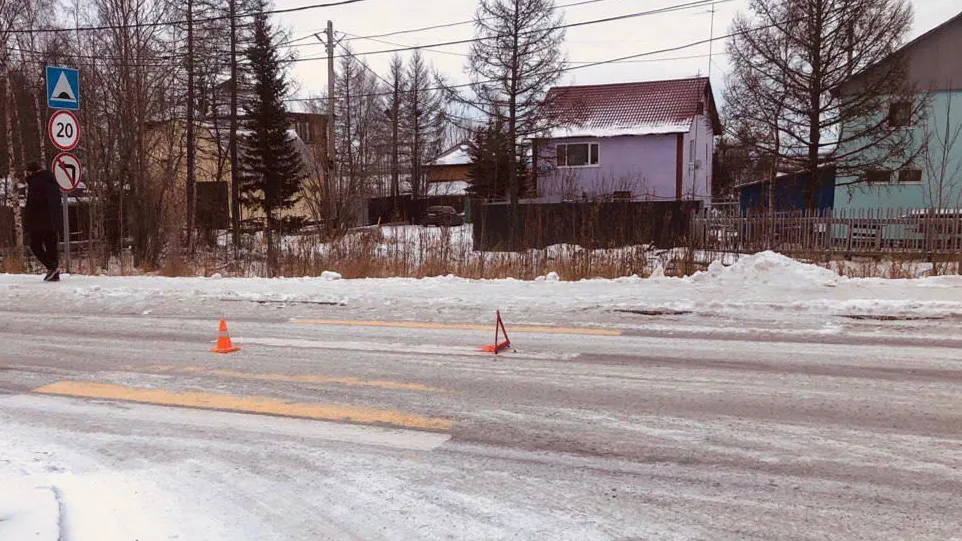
[828,256,959,279]
[160,252,192,278]
[211,226,665,281]
[0,249,26,274]
[5,225,960,280]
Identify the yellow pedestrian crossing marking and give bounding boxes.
[34,381,453,432]
[291,318,622,336]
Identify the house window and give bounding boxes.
[898,168,923,183]
[557,143,599,167]
[888,102,912,128]
[864,169,894,184]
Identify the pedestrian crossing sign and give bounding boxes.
[46,66,80,111]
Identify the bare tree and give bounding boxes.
[0,0,30,252]
[921,93,962,210]
[726,0,923,209]
[713,134,776,200]
[467,0,566,211]
[332,46,384,230]
[385,53,405,212]
[87,0,182,267]
[405,49,445,199]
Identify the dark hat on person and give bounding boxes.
[26,162,42,173]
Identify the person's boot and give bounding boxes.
[43,268,60,282]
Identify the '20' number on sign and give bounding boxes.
[57,122,74,139]
[48,110,80,151]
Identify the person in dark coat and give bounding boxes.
[24,161,63,281]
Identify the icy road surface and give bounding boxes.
[1,256,961,540]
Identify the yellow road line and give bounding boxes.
[34,381,453,432]
[166,366,445,393]
[291,318,622,336]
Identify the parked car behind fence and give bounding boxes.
[422,206,464,227]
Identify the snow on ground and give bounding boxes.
[0,478,59,541]
[0,429,260,541]
[2,251,961,325]
[689,251,842,287]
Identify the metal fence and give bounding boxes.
[692,208,962,256]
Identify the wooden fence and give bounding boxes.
[692,208,962,257]
[474,200,701,251]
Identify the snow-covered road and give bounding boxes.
[2,254,961,539]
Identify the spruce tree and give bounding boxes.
[239,12,305,271]
[467,118,515,200]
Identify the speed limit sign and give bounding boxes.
[48,110,80,151]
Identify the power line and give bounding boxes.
[283,0,727,49]
[4,0,739,95]
[341,32,469,59]
[336,41,393,88]
[571,50,728,65]
[1,0,377,35]
[288,0,734,63]
[282,23,754,105]
[338,32,728,65]
[4,0,726,68]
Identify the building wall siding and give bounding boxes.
[538,134,681,200]
[536,114,715,202]
[904,17,962,93]
[835,90,962,211]
[682,116,713,203]
[427,164,470,183]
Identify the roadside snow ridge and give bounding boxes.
[689,251,841,287]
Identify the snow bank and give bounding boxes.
[688,251,842,287]
[3,250,962,327]
[0,478,60,541]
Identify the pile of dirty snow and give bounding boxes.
[688,251,841,287]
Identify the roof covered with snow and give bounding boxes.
[431,144,472,167]
[543,77,721,139]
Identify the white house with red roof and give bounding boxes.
[535,77,720,204]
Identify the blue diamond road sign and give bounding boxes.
[46,66,80,111]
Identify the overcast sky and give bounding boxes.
[277,0,960,102]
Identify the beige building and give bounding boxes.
[425,143,471,197]
[147,111,330,232]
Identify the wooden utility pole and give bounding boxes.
[325,20,336,222]
[186,0,197,251]
[708,3,716,79]
[229,0,240,248]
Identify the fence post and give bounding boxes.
[824,209,835,258]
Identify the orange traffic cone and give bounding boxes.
[211,318,241,354]
[480,310,511,354]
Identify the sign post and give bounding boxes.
[52,152,81,274]
[46,65,80,275]
[63,195,70,273]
